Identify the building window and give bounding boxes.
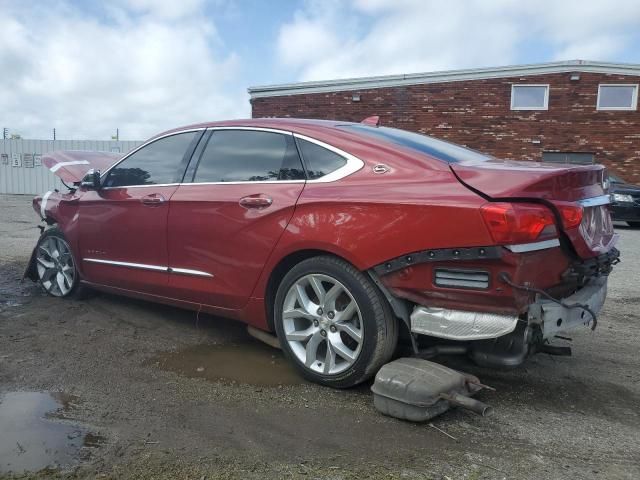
[597,84,638,110]
[510,84,549,110]
[542,152,594,165]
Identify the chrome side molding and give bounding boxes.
[83,258,166,271]
[169,267,214,278]
[83,258,213,277]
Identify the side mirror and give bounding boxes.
[80,169,101,190]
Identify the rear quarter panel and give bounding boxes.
[250,168,494,301]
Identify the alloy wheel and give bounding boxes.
[36,236,76,297]
[282,273,364,375]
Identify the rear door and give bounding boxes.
[167,128,306,309]
[78,130,202,295]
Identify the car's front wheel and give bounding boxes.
[274,256,397,388]
[35,227,83,298]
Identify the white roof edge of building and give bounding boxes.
[248,59,640,99]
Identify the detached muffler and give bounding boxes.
[371,358,492,422]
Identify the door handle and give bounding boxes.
[141,193,166,206]
[239,195,273,209]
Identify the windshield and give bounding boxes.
[338,124,492,164]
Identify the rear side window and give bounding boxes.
[193,130,305,182]
[296,138,347,180]
[103,132,198,187]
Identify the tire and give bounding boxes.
[627,221,640,228]
[273,255,398,388]
[34,227,87,299]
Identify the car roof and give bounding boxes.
[159,118,353,137]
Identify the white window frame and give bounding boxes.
[596,84,638,111]
[510,84,549,111]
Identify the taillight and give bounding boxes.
[480,202,557,244]
[556,203,583,229]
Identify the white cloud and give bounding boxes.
[0,1,248,140]
[277,0,640,81]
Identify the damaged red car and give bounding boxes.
[25,118,619,388]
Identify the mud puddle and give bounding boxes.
[152,341,305,386]
[0,392,103,473]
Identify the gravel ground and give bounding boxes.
[0,193,638,480]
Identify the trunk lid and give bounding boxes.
[451,160,617,259]
[450,159,606,201]
[43,150,122,184]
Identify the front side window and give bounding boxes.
[597,84,638,110]
[511,85,549,110]
[103,132,198,187]
[193,130,305,183]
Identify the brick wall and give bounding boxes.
[252,73,640,182]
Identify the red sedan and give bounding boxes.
[26,118,619,388]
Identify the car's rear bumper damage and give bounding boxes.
[374,244,619,368]
[529,276,607,339]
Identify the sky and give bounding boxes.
[1,0,640,140]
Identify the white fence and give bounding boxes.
[0,139,142,195]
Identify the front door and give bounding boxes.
[78,131,202,295]
[167,129,306,309]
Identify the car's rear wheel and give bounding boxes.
[35,228,84,298]
[274,255,397,388]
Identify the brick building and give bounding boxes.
[249,60,640,181]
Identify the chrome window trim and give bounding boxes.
[207,126,293,136]
[100,128,207,180]
[169,267,214,278]
[578,194,612,207]
[293,133,365,183]
[99,125,364,188]
[505,238,560,253]
[83,258,167,272]
[101,183,181,190]
[185,180,306,186]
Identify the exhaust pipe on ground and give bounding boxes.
[439,392,493,417]
[247,326,281,350]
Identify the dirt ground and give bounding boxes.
[0,193,638,480]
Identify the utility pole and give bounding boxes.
[53,128,56,140]
[116,128,119,141]
[2,127,7,139]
